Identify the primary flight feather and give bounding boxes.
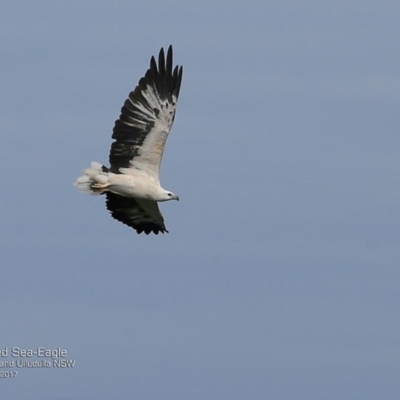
[75,46,183,234]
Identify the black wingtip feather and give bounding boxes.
[158,47,166,75]
[150,55,157,72]
[166,45,173,74]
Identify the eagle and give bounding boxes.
[74,46,183,234]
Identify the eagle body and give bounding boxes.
[74,46,183,235]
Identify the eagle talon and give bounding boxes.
[91,183,108,189]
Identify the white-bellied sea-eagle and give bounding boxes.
[74,46,183,235]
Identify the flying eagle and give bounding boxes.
[74,46,183,234]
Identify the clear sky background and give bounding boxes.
[1,1,400,399]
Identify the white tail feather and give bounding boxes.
[74,161,109,194]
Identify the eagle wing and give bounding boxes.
[109,45,183,181]
[105,192,168,235]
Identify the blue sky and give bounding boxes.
[1,1,400,399]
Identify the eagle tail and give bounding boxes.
[74,162,110,195]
